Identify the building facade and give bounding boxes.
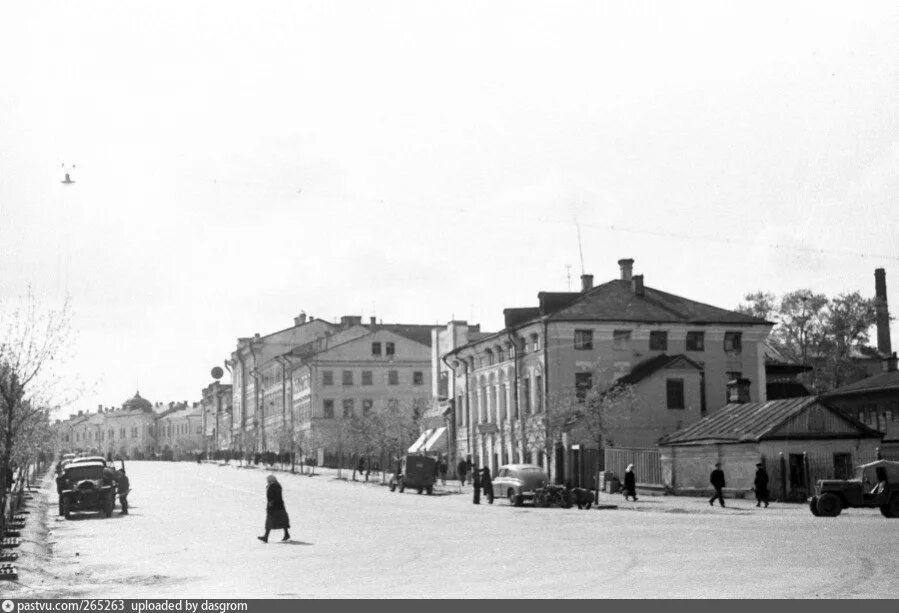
[443,258,773,482]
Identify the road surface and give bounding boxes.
[9,461,897,598]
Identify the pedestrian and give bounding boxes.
[623,464,638,501]
[457,458,469,487]
[709,462,726,507]
[116,468,130,514]
[258,474,291,543]
[754,462,769,508]
[481,467,494,504]
[356,457,365,481]
[472,465,481,505]
[438,459,448,486]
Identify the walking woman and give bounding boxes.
[258,475,291,543]
[623,464,638,502]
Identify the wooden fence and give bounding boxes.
[604,447,663,486]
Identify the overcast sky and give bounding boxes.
[1,1,897,417]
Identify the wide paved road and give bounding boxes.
[18,461,898,598]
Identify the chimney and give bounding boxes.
[78,410,83,416]
[632,274,645,297]
[726,378,752,404]
[294,311,307,326]
[340,315,362,328]
[875,268,891,356]
[884,352,898,373]
[618,258,634,281]
[580,274,593,292]
[370,316,377,325]
[97,404,102,411]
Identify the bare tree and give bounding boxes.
[522,394,579,481]
[0,290,74,529]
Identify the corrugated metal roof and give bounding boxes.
[659,397,819,445]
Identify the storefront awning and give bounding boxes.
[408,429,433,453]
[422,427,447,453]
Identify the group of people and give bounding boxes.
[708,462,770,508]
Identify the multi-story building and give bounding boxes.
[443,258,773,482]
[227,312,336,454]
[201,381,233,454]
[156,402,204,460]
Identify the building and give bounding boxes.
[822,353,899,458]
[156,402,204,460]
[227,312,337,455]
[200,381,233,454]
[659,385,883,500]
[442,258,773,482]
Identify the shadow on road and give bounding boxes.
[278,540,312,546]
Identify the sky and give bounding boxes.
[1,1,897,418]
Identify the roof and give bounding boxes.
[122,391,153,413]
[822,369,899,398]
[658,397,881,445]
[543,279,771,325]
[369,324,435,347]
[614,354,703,387]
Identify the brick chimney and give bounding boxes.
[618,258,634,281]
[370,316,377,325]
[581,274,593,292]
[875,268,891,356]
[726,378,752,404]
[294,311,307,326]
[340,315,362,328]
[632,274,645,297]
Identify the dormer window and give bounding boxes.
[386,342,395,356]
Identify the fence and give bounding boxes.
[604,447,663,486]
[762,452,882,502]
[1,460,43,537]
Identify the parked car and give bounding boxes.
[389,454,437,495]
[809,459,899,518]
[491,464,548,506]
[58,460,117,519]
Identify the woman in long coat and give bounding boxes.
[258,475,290,543]
[623,464,638,501]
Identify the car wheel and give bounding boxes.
[417,488,422,495]
[62,500,71,519]
[809,497,821,517]
[426,485,433,495]
[815,493,842,517]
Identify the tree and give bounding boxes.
[0,290,73,530]
[736,288,877,392]
[522,394,579,480]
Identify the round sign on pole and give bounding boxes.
[211,366,224,380]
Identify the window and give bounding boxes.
[323,399,334,419]
[386,342,395,356]
[413,371,424,385]
[323,370,334,386]
[686,331,705,351]
[342,399,354,418]
[667,379,685,409]
[613,329,632,350]
[575,372,593,402]
[649,331,668,351]
[371,342,381,356]
[535,375,543,412]
[724,331,742,353]
[342,370,353,386]
[388,370,399,385]
[531,334,540,352]
[496,347,504,362]
[457,395,464,425]
[438,372,449,397]
[523,378,531,414]
[519,337,527,354]
[833,453,852,480]
[362,399,373,416]
[362,370,373,386]
[574,329,593,350]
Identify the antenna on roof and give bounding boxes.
[575,218,585,275]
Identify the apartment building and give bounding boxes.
[443,258,773,481]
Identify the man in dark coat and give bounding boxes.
[623,464,638,502]
[116,469,130,514]
[481,467,494,504]
[258,474,290,543]
[472,465,481,504]
[754,463,770,508]
[709,462,726,507]
[457,458,469,486]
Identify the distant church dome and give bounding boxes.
[123,391,153,413]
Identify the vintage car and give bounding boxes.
[389,454,437,495]
[491,464,548,506]
[57,460,117,519]
[809,459,899,518]
[69,455,107,466]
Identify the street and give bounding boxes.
[10,461,898,598]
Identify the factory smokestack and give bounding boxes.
[875,268,891,356]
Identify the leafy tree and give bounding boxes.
[736,289,877,392]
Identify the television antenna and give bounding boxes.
[575,218,585,275]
